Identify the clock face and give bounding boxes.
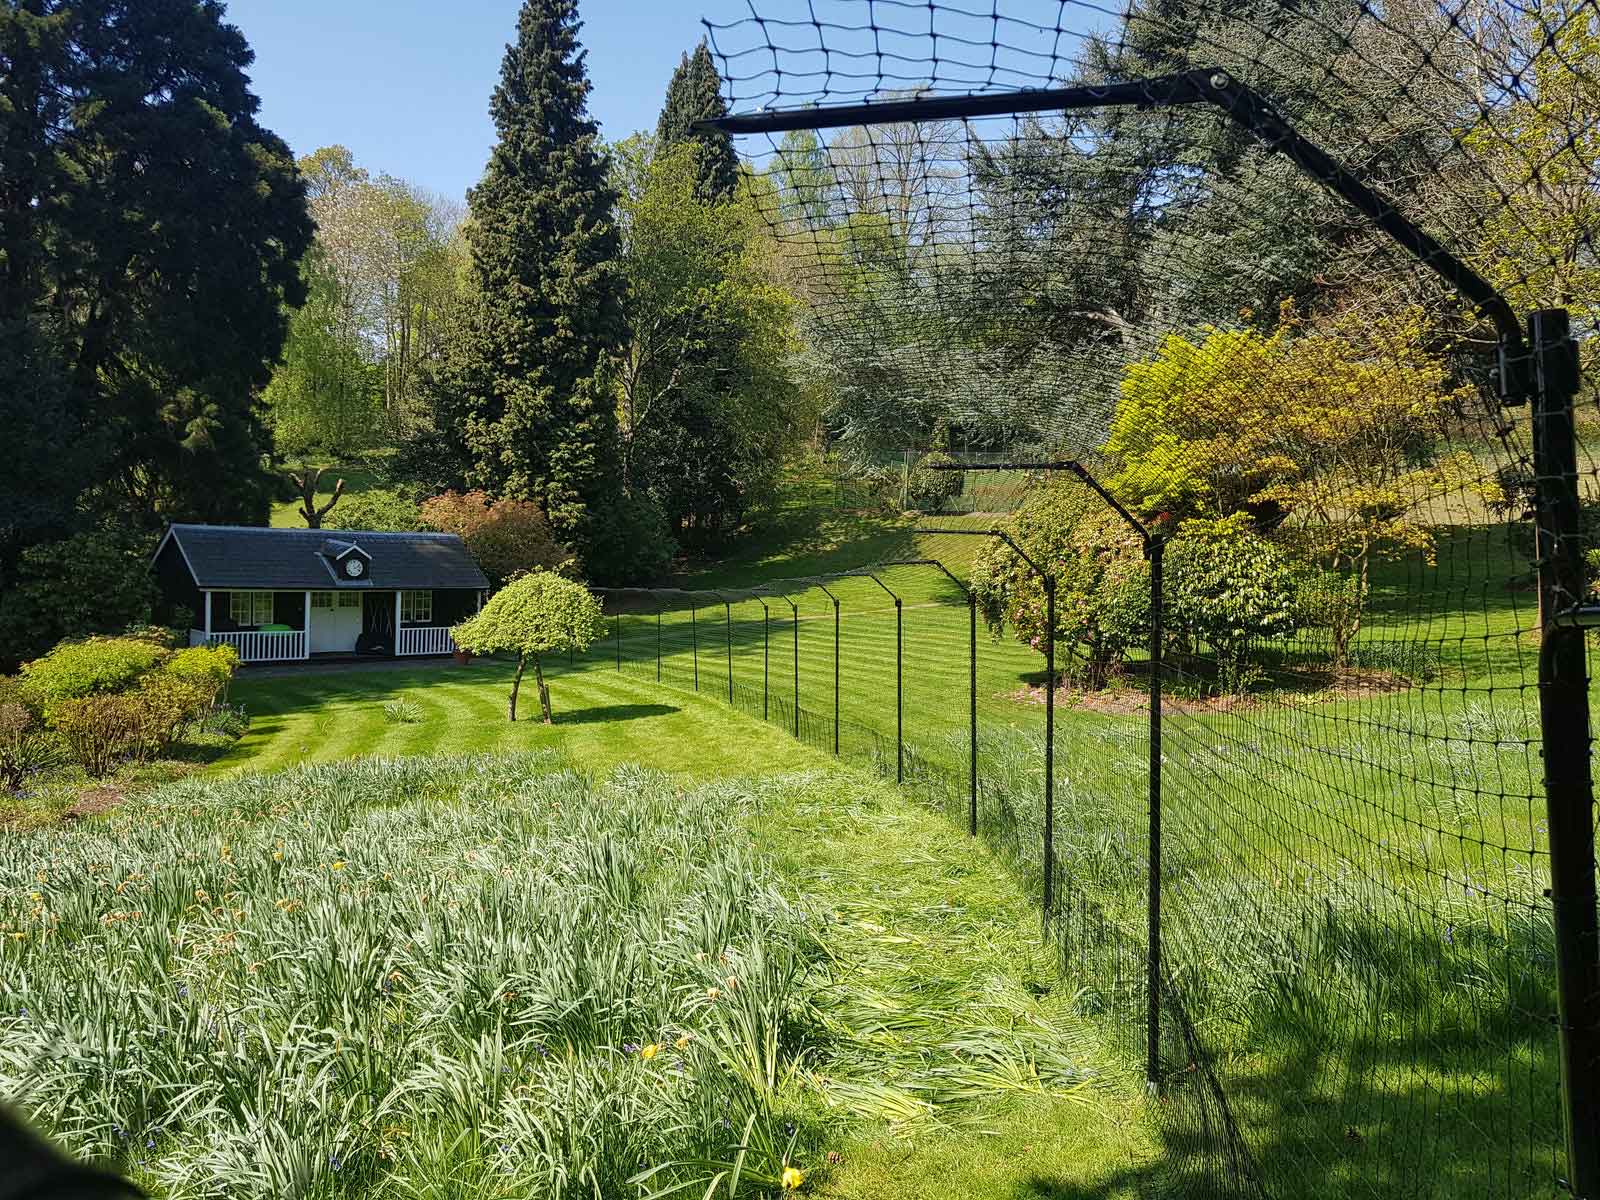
[344,557,365,578]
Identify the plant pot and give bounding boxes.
[453,649,472,665]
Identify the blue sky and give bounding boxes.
[223,1,734,202]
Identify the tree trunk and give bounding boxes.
[533,655,553,724]
[509,654,525,721]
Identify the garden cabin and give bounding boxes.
[152,524,489,664]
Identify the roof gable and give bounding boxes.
[159,525,489,592]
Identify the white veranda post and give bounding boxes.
[203,591,212,635]
[394,591,402,649]
[303,591,311,653]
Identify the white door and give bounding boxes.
[309,592,363,653]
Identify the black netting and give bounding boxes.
[656,1,1599,1196]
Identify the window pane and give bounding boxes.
[339,592,360,609]
[230,593,247,624]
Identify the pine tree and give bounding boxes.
[0,0,312,534]
[656,41,739,199]
[453,0,628,559]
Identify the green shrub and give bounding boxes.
[904,452,964,513]
[131,673,215,759]
[971,480,1148,688]
[159,643,239,704]
[325,488,425,533]
[0,526,159,668]
[52,694,146,778]
[1165,514,1299,689]
[1294,570,1364,668]
[21,637,168,720]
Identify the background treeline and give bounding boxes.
[0,1,821,667]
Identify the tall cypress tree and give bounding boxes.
[454,0,626,554]
[656,41,739,199]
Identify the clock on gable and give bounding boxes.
[344,557,365,578]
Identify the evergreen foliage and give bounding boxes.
[0,0,312,533]
[434,0,628,575]
[655,41,739,200]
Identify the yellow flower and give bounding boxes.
[781,1166,804,1190]
[330,861,346,871]
[272,851,284,862]
[640,1043,661,1061]
[705,987,721,1001]
[674,1034,692,1049]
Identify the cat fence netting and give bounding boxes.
[694,1,1599,1196]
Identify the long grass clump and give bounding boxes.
[0,753,823,1197]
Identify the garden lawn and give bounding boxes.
[219,658,824,779]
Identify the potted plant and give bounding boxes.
[453,646,472,665]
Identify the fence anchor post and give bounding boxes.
[1146,536,1165,1093]
[1529,307,1600,1200]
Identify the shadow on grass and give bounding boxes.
[550,703,678,726]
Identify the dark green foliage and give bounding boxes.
[0,316,98,573]
[0,0,312,531]
[434,0,629,576]
[0,529,159,670]
[1164,514,1299,687]
[656,41,739,200]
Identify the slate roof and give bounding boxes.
[158,524,489,591]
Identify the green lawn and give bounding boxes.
[269,459,388,529]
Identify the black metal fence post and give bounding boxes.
[1147,539,1166,1091]
[690,599,699,692]
[969,592,978,837]
[723,598,734,705]
[1044,575,1055,919]
[761,601,770,721]
[834,598,841,756]
[895,597,903,783]
[1529,307,1600,1199]
[613,612,621,672]
[655,603,662,684]
[792,599,800,739]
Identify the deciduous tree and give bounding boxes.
[451,571,603,722]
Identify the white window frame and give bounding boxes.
[311,591,335,610]
[230,591,275,627]
[400,590,433,625]
[338,592,361,609]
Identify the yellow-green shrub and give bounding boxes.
[20,637,168,721]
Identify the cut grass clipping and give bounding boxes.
[0,754,1107,1198]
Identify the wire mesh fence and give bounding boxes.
[582,1,1600,1196]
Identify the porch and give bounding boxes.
[190,587,477,664]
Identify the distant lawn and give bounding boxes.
[268,459,388,529]
[220,657,826,779]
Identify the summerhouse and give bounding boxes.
[151,524,489,663]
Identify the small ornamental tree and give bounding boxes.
[451,571,604,723]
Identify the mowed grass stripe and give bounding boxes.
[223,662,834,779]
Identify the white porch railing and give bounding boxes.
[397,625,456,657]
[190,629,308,663]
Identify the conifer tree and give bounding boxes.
[451,0,627,557]
[656,41,739,199]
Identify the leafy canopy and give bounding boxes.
[451,571,603,661]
